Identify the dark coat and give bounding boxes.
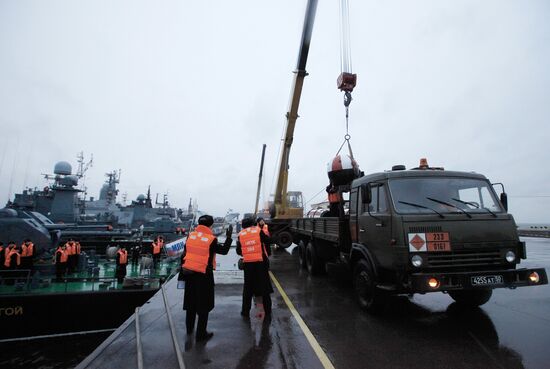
[236,229,273,296]
[182,233,232,313]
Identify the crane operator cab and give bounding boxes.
[286,191,304,209]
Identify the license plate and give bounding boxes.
[471,275,503,286]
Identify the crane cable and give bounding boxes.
[336,0,356,160]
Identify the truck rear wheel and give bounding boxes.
[298,241,307,269]
[448,289,492,307]
[277,231,293,249]
[354,259,383,313]
[306,242,324,275]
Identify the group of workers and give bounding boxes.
[180,215,272,343]
[115,235,166,284]
[54,238,82,281]
[0,239,35,271]
[0,240,35,285]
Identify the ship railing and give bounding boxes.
[0,269,33,294]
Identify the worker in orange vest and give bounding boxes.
[115,246,129,283]
[4,242,21,285]
[21,239,35,270]
[257,217,270,237]
[74,239,82,272]
[4,242,21,269]
[237,218,273,320]
[54,244,68,282]
[326,182,343,217]
[181,215,232,342]
[64,239,77,274]
[151,236,163,267]
[4,241,13,262]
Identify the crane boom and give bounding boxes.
[254,144,267,216]
[273,0,318,219]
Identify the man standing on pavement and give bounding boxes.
[237,217,273,320]
[181,215,233,342]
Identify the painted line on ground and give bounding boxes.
[269,271,335,369]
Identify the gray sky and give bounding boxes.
[1,0,549,222]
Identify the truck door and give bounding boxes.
[359,183,393,268]
[349,187,359,244]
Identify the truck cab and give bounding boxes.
[347,164,547,310]
[291,161,547,312]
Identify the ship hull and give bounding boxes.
[0,289,157,340]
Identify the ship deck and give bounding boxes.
[0,258,178,296]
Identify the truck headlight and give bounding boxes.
[411,255,423,267]
[505,250,516,263]
[529,272,540,283]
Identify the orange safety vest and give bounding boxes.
[5,245,15,259]
[182,225,216,273]
[117,249,128,265]
[4,249,21,268]
[56,248,68,263]
[328,192,341,204]
[21,242,34,257]
[152,241,161,255]
[65,242,76,255]
[239,226,267,263]
[262,224,270,237]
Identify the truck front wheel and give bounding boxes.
[354,260,383,313]
[448,289,492,307]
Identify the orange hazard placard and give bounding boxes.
[426,232,451,251]
[426,232,449,242]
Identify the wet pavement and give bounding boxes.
[79,238,550,369]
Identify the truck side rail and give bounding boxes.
[291,217,340,243]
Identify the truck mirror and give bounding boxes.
[500,192,508,211]
[362,184,372,204]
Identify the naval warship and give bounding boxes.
[0,160,188,340]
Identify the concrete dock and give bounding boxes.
[78,238,550,369]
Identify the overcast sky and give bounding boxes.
[1,0,549,222]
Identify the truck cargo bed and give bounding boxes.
[291,217,342,243]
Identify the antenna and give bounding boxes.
[76,151,93,178]
[76,152,93,201]
[7,135,20,203]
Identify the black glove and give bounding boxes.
[225,225,233,238]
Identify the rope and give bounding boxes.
[304,187,327,206]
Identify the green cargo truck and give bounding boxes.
[290,163,548,311]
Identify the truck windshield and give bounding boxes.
[388,177,503,215]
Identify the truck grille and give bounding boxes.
[426,249,502,268]
[408,226,442,233]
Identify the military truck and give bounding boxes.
[291,161,548,311]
